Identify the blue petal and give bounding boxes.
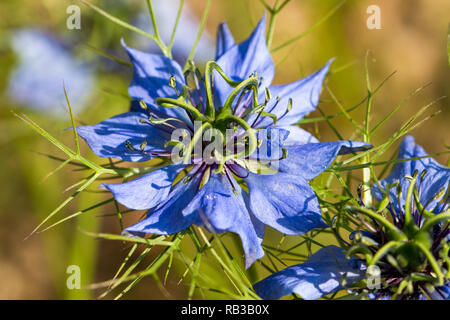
[183,174,265,268]
[245,172,327,235]
[278,126,319,146]
[253,59,333,128]
[372,136,450,212]
[101,164,186,210]
[254,245,366,300]
[367,293,391,300]
[249,127,290,161]
[279,141,372,180]
[124,174,201,235]
[429,284,450,300]
[121,40,191,123]
[77,112,170,162]
[215,22,235,59]
[215,15,274,106]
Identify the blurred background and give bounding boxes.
[0,0,448,299]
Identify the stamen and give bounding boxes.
[138,118,175,135]
[139,100,148,111]
[236,92,254,119]
[198,165,211,190]
[140,140,147,151]
[277,97,293,122]
[330,216,351,247]
[183,162,205,184]
[252,96,281,128]
[387,204,400,227]
[396,182,405,226]
[169,75,179,95]
[232,89,249,115]
[224,166,238,196]
[124,140,171,157]
[357,183,365,206]
[193,70,206,113]
[227,162,249,179]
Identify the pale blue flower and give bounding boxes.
[7,29,94,115]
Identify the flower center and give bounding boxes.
[135,61,288,185]
[340,170,449,299]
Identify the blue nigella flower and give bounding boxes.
[253,245,367,299]
[254,136,449,299]
[7,29,95,115]
[77,16,370,268]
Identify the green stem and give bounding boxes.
[196,228,256,298]
[64,87,80,154]
[420,212,450,232]
[223,77,259,111]
[146,0,170,57]
[347,245,373,262]
[414,241,445,286]
[80,0,168,56]
[369,241,400,265]
[216,116,258,173]
[362,52,373,207]
[168,0,184,52]
[266,0,280,48]
[404,173,418,226]
[348,206,405,241]
[271,0,346,52]
[204,61,241,118]
[204,61,217,118]
[156,97,209,121]
[184,0,212,71]
[183,122,213,164]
